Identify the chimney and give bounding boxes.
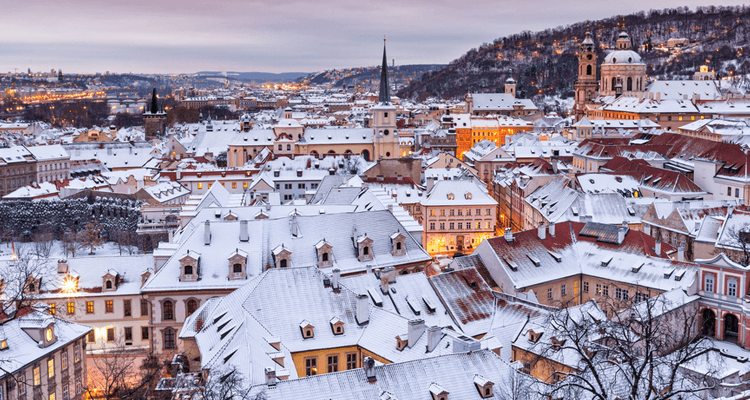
[363,357,376,382]
[538,225,546,240]
[204,220,211,245]
[408,319,426,348]
[366,264,372,275]
[239,220,249,242]
[386,266,397,284]
[331,268,340,291]
[356,294,369,325]
[617,227,626,245]
[549,223,556,237]
[677,243,685,262]
[264,367,276,387]
[426,326,443,353]
[380,271,389,294]
[504,227,514,243]
[655,238,661,256]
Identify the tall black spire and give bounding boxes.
[378,39,391,105]
[150,88,159,113]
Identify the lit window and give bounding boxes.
[45,328,53,342]
[67,302,75,315]
[48,359,55,378]
[34,366,40,385]
[197,183,203,189]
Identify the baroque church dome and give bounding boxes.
[603,50,643,65]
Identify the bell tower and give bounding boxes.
[372,39,398,159]
[574,31,598,121]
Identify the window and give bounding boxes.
[18,374,26,394]
[284,184,292,190]
[458,223,463,230]
[327,355,338,373]
[476,222,481,229]
[615,288,622,300]
[74,342,81,362]
[63,385,69,400]
[280,259,288,268]
[457,209,462,216]
[187,299,198,316]
[449,209,455,216]
[574,281,580,296]
[547,288,553,300]
[233,263,243,273]
[705,274,714,292]
[33,366,40,386]
[142,327,150,340]
[728,187,732,196]
[124,327,133,342]
[736,188,740,198]
[430,223,435,230]
[602,285,609,297]
[728,278,738,297]
[67,302,75,315]
[486,208,491,216]
[635,292,649,303]
[197,182,203,190]
[163,300,174,321]
[298,183,305,189]
[430,210,435,217]
[86,301,94,314]
[439,223,445,230]
[622,289,629,301]
[184,265,193,275]
[48,304,56,315]
[561,284,567,296]
[583,281,589,293]
[232,182,237,189]
[105,280,112,289]
[107,328,115,342]
[62,350,68,371]
[449,223,454,230]
[440,209,445,216]
[105,300,114,313]
[48,359,54,379]
[76,380,82,396]
[123,299,131,317]
[363,247,369,256]
[346,353,357,370]
[305,358,317,376]
[163,329,175,349]
[141,299,149,316]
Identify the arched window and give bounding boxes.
[163,329,175,349]
[586,65,592,75]
[627,77,633,91]
[280,259,288,268]
[363,247,369,256]
[186,299,198,316]
[611,77,617,91]
[184,265,193,275]
[233,263,242,273]
[163,300,174,321]
[322,253,329,262]
[105,280,112,289]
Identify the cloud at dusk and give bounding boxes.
[1,0,743,74]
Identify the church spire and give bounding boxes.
[150,88,159,113]
[378,38,391,105]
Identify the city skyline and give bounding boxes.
[3,0,743,75]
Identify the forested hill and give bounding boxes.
[398,6,750,101]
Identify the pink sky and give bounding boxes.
[2,1,743,74]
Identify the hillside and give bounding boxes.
[298,64,444,90]
[194,71,309,82]
[398,6,750,102]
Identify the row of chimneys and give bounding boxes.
[204,220,251,245]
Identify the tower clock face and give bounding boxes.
[587,54,593,60]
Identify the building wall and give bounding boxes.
[422,204,495,255]
[511,346,577,384]
[291,345,361,378]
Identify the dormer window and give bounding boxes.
[316,240,333,268]
[464,192,472,200]
[528,329,543,343]
[102,272,118,292]
[390,232,406,256]
[429,383,449,400]
[330,317,344,335]
[356,235,373,262]
[273,245,292,269]
[179,251,200,282]
[105,280,112,289]
[447,192,455,200]
[299,320,314,339]
[396,335,408,351]
[0,340,7,350]
[474,375,494,398]
[228,249,248,280]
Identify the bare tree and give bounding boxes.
[522,291,717,400]
[32,231,55,260]
[77,221,104,255]
[201,367,254,400]
[714,223,750,266]
[87,341,169,400]
[62,228,82,258]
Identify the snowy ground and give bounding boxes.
[0,240,141,259]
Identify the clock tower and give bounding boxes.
[372,39,399,159]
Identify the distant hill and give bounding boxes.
[297,64,445,90]
[193,71,309,82]
[398,5,750,101]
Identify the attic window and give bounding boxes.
[527,254,541,267]
[0,340,7,350]
[447,192,455,200]
[464,192,472,200]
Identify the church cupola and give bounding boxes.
[616,30,632,50]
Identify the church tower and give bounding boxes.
[143,88,167,139]
[574,31,598,121]
[372,39,399,160]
